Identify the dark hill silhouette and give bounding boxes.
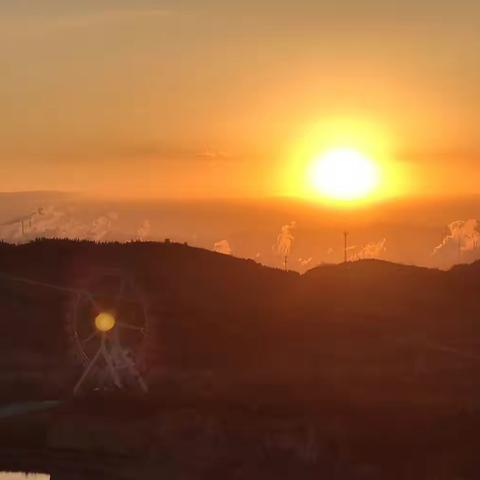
[2,240,480,479]
[0,239,479,409]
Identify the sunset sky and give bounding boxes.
[2,1,480,200]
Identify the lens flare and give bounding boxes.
[94,312,116,332]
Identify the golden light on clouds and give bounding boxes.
[280,117,407,205]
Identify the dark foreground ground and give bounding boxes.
[1,240,480,478]
[1,393,480,480]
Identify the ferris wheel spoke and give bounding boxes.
[114,278,127,306]
[81,290,102,312]
[118,322,145,334]
[81,330,97,344]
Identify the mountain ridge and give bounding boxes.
[0,239,479,410]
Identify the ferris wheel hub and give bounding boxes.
[94,312,116,332]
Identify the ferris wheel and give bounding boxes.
[67,269,150,395]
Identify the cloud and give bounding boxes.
[1,7,172,37]
[197,149,232,160]
[432,219,480,264]
[349,238,387,260]
[213,239,232,255]
[1,207,44,229]
[0,206,119,243]
[273,221,296,257]
[298,257,312,267]
[89,212,118,242]
[197,148,234,169]
[136,220,152,241]
[54,8,171,28]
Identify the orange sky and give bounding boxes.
[2,1,480,200]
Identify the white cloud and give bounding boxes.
[273,221,296,257]
[349,238,387,260]
[136,220,151,241]
[298,257,312,267]
[213,239,232,255]
[433,219,480,264]
[0,206,119,243]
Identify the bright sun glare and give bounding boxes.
[310,148,380,201]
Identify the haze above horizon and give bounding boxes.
[2,1,480,202]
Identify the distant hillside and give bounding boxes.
[0,239,479,408]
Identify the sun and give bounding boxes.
[279,117,405,202]
[309,148,380,201]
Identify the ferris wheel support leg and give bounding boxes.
[73,346,102,396]
[118,347,149,393]
[102,340,123,390]
[137,371,149,393]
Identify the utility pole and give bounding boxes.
[344,231,348,263]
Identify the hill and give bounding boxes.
[0,239,478,408]
[1,240,480,478]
